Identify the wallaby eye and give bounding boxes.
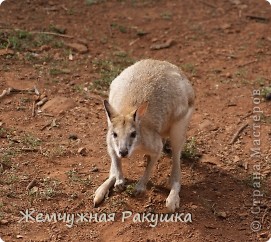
[112,132,118,138]
[130,131,137,138]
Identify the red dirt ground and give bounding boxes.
[0,0,271,241]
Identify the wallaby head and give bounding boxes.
[103,100,148,158]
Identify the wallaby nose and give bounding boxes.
[119,149,128,158]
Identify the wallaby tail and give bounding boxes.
[93,176,116,206]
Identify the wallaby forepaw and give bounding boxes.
[114,178,126,192]
[166,194,180,212]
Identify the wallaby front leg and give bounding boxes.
[93,149,125,206]
[109,149,125,191]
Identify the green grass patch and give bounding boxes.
[160,11,173,20]
[90,55,134,92]
[261,86,271,99]
[125,183,136,196]
[49,68,70,76]
[66,169,92,186]
[181,63,197,76]
[86,0,106,5]
[182,137,201,161]
[21,133,41,148]
[0,29,63,51]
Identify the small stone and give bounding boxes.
[68,134,78,140]
[78,147,87,156]
[77,38,88,45]
[91,167,99,172]
[217,211,227,219]
[69,53,73,61]
[0,49,14,56]
[225,72,232,78]
[199,119,218,131]
[40,93,47,100]
[16,235,23,239]
[150,39,174,50]
[221,23,231,30]
[0,129,7,138]
[233,156,240,162]
[41,96,75,115]
[259,232,268,238]
[204,224,216,229]
[39,45,51,52]
[66,43,88,54]
[0,219,9,225]
[191,204,198,209]
[265,93,271,101]
[30,186,39,194]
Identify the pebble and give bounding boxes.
[66,43,88,54]
[199,119,218,131]
[225,72,232,78]
[78,147,87,156]
[259,232,269,238]
[91,167,99,172]
[266,93,271,101]
[68,134,78,140]
[217,211,227,219]
[0,219,9,225]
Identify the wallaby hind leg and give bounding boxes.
[94,147,125,206]
[135,153,160,195]
[166,108,193,212]
[135,135,163,195]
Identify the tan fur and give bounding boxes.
[94,59,195,212]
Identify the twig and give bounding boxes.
[0,28,74,39]
[26,178,37,190]
[5,38,10,50]
[36,97,48,107]
[229,123,249,144]
[33,86,40,96]
[129,38,140,46]
[32,101,36,117]
[108,23,113,37]
[238,59,258,67]
[0,87,37,99]
[261,208,269,224]
[21,147,38,152]
[30,31,74,39]
[246,15,269,22]
[39,113,55,117]
[40,116,64,131]
[61,5,68,11]
[40,120,53,131]
[199,0,216,8]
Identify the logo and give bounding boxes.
[0,0,5,5]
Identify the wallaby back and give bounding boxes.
[109,59,194,136]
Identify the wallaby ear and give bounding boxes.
[133,101,148,122]
[103,100,117,121]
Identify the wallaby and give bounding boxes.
[94,59,195,212]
